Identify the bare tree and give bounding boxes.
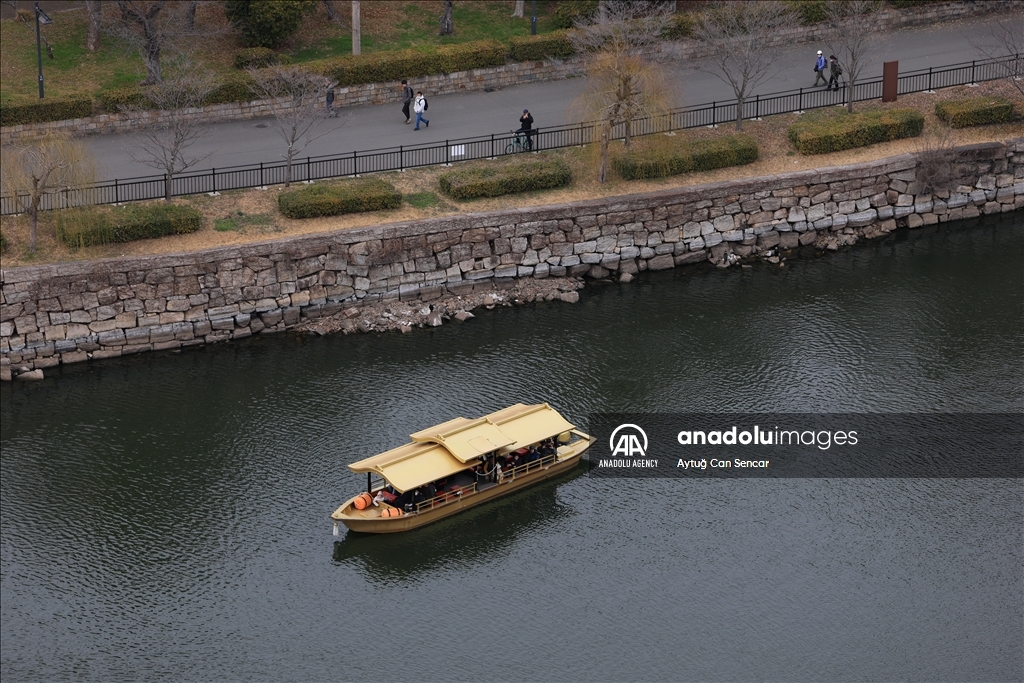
[86,0,103,51]
[693,1,798,131]
[112,0,214,85]
[511,0,524,18]
[914,127,971,197]
[2,2,56,59]
[247,67,344,187]
[323,0,341,23]
[569,1,673,182]
[440,0,454,36]
[823,0,881,114]
[120,64,217,200]
[1,132,95,253]
[969,13,1024,98]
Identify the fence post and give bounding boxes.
[306,156,311,181]
[259,161,264,188]
[445,140,450,165]
[114,178,119,204]
[928,66,932,91]
[712,101,716,127]
[212,168,216,194]
[400,145,403,170]
[490,133,494,158]
[353,150,357,176]
[799,88,803,112]
[971,59,976,85]
[755,94,760,120]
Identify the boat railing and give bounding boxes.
[499,452,558,482]
[415,481,478,513]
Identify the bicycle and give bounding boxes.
[505,130,533,154]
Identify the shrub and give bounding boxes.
[234,47,282,70]
[278,178,402,218]
[225,0,314,48]
[0,231,7,255]
[306,40,507,88]
[204,73,257,105]
[56,204,203,248]
[935,96,1015,128]
[612,134,759,180]
[787,0,826,25]
[0,96,93,127]
[438,156,572,200]
[97,87,152,113]
[509,31,575,61]
[787,108,924,154]
[551,0,598,29]
[662,12,696,39]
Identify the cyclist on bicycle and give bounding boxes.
[514,109,534,150]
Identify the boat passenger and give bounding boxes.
[373,489,398,506]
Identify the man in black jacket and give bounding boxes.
[401,79,414,124]
[515,109,534,149]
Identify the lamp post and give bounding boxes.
[531,0,536,35]
[35,2,53,99]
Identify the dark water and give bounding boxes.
[2,214,1022,682]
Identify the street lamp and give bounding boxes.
[531,0,536,35]
[35,2,53,99]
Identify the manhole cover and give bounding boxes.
[255,123,268,128]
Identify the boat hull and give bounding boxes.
[333,433,593,534]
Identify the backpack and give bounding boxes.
[423,97,428,111]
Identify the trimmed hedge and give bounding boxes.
[438,156,572,200]
[935,96,1015,128]
[509,31,575,61]
[612,134,759,180]
[551,0,598,29]
[662,12,696,39]
[0,96,93,127]
[97,87,152,113]
[56,204,203,248]
[278,178,402,218]
[787,0,826,26]
[787,108,924,154]
[307,40,507,88]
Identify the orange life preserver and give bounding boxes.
[381,507,404,518]
[353,492,373,510]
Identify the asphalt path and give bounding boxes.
[81,14,1014,181]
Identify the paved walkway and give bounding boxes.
[81,15,1013,180]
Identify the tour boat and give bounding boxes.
[331,403,594,534]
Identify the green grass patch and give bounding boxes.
[611,134,759,180]
[278,178,402,218]
[404,192,441,208]
[438,156,572,200]
[935,96,1016,128]
[56,204,204,248]
[787,108,924,154]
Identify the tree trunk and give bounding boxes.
[164,173,172,201]
[86,1,102,52]
[846,79,854,113]
[440,0,455,36]
[285,147,295,187]
[511,0,524,18]
[352,0,361,55]
[28,203,39,254]
[324,0,340,22]
[735,95,744,131]
[186,0,197,31]
[143,39,163,85]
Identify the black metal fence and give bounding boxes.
[2,55,1019,216]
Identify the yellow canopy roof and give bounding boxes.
[348,404,576,492]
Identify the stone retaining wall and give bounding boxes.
[2,138,1021,380]
[1,0,1016,144]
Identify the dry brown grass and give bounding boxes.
[2,80,1020,268]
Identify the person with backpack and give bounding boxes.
[813,50,828,87]
[400,79,414,124]
[413,91,429,130]
[827,55,844,91]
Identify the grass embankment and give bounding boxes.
[0,1,563,107]
[1,80,1020,267]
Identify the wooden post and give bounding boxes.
[352,1,361,56]
[882,60,898,102]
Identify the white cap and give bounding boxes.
[817,50,823,55]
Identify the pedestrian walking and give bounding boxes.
[827,55,844,91]
[413,91,429,130]
[326,85,337,117]
[401,79,413,124]
[813,50,828,87]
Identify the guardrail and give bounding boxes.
[2,55,1018,216]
